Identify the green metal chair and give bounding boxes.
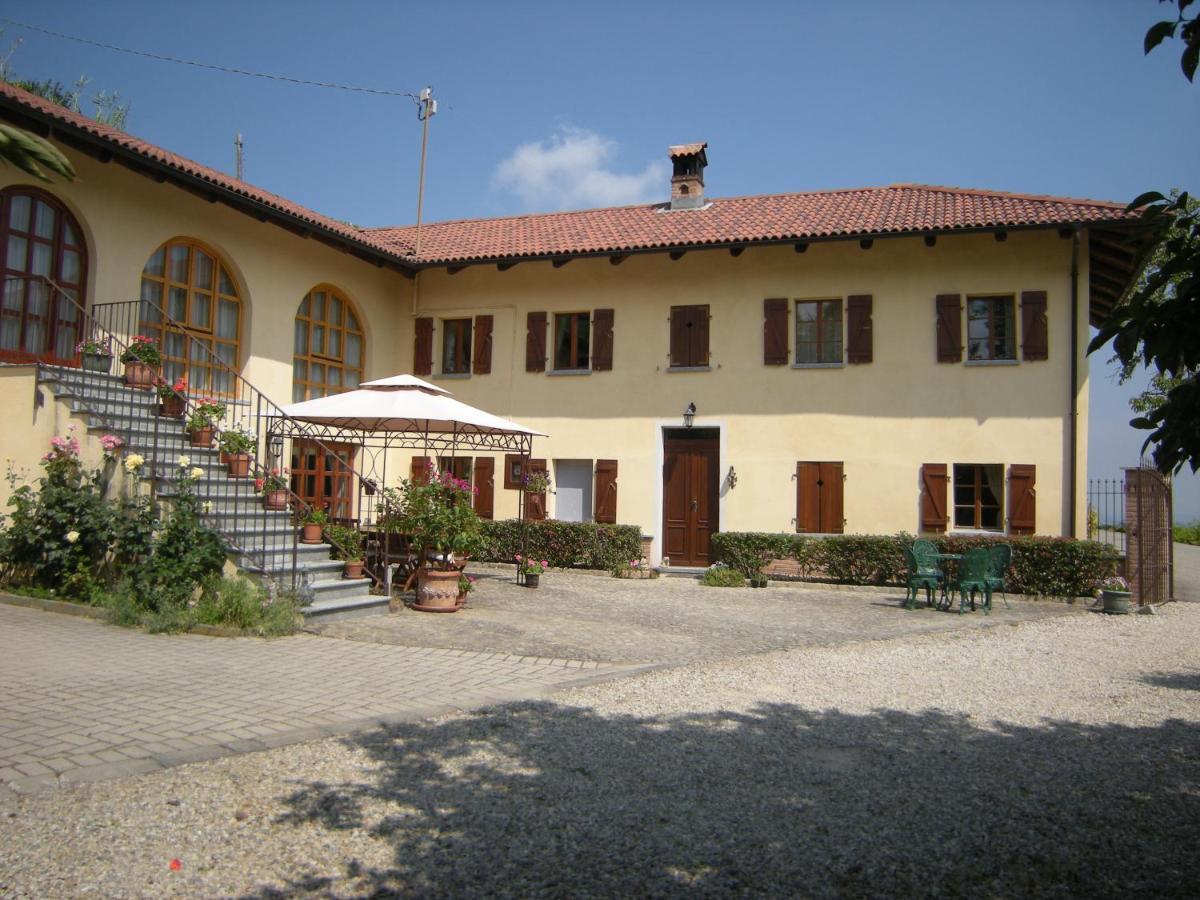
[948,547,992,615]
[985,544,1012,609]
[912,539,940,568]
[902,544,941,610]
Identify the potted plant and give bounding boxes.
[119,335,161,389]
[76,336,113,374]
[457,572,476,607]
[1098,575,1133,615]
[392,469,483,612]
[256,467,290,510]
[516,554,547,588]
[299,506,328,544]
[218,425,255,477]
[185,398,226,448]
[154,375,188,418]
[326,523,366,579]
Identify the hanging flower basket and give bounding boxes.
[82,352,112,374]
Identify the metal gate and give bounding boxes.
[1124,461,1174,605]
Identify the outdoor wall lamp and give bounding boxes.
[727,466,738,489]
[683,402,696,429]
[268,433,284,465]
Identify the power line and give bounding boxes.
[0,16,422,101]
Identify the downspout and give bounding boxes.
[1069,230,1080,537]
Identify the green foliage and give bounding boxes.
[700,564,746,587]
[476,519,641,571]
[1175,520,1200,546]
[119,335,163,366]
[185,397,226,431]
[218,427,255,455]
[1144,0,1200,81]
[0,123,75,182]
[325,523,364,562]
[301,505,329,526]
[391,471,484,568]
[192,576,301,635]
[710,532,1120,598]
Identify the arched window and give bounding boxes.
[292,285,364,402]
[139,239,242,396]
[0,186,87,364]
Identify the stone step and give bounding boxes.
[302,592,389,622]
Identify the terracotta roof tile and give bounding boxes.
[668,142,707,157]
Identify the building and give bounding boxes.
[0,82,1143,568]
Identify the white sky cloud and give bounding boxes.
[492,128,668,212]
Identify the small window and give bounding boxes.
[966,296,1015,361]
[953,464,1004,530]
[438,456,472,485]
[441,318,472,374]
[795,299,842,365]
[504,454,526,490]
[553,312,590,370]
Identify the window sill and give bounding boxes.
[791,362,845,370]
[964,359,1018,367]
[433,372,472,380]
[948,529,1007,536]
[666,365,712,373]
[548,368,591,377]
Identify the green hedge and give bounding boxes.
[710,532,1120,598]
[477,520,642,571]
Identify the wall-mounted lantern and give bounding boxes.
[268,433,284,466]
[683,402,696,429]
[726,466,738,489]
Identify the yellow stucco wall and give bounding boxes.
[410,230,1090,557]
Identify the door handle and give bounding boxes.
[690,498,698,511]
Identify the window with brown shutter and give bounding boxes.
[920,463,949,532]
[795,299,842,364]
[1020,291,1048,361]
[1008,464,1036,534]
[526,311,547,372]
[670,304,709,368]
[846,295,873,364]
[763,298,788,365]
[594,459,618,524]
[524,458,548,520]
[553,312,590,370]
[796,461,844,533]
[441,318,472,373]
[592,308,614,371]
[472,315,493,374]
[473,457,495,519]
[935,295,962,363]
[413,317,433,375]
[953,463,1004,530]
[503,454,526,489]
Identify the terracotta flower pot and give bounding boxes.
[524,573,540,588]
[413,568,461,612]
[82,353,112,374]
[263,489,288,510]
[188,426,215,448]
[219,450,230,465]
[226,453,252,478]
[343,560,365,579]
[159,394,185,418]
[123,361,156,390]
[300,523,323,544]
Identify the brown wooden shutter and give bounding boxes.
[472,315,493,374]
[920,463,949,532]
[669,306,688,367]
[846,295,873,364]
[525,458,547,520]
[820,461,844,534]
[796,462,821,533]
[593,459,618,524]
[694,305,710,366]
[414,317,433,375]
[1020,291,1048,361]
[1008,464,1036,535]
[473,457,494,519]
[410,456,434,485]
[763,298,788,365]
[592,308,614,371]
[526,311,547,372]
[935,295,962,363]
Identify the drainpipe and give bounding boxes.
[1069,229,1080,537]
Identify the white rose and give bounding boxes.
[65,530,80,543]
[123,453,145,473]
[178,455,190,468]
[190,467,204,480]
[202,501,214,513]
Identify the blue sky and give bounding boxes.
[4,0,1197,519]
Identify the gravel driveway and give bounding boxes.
[2,600,1197,897]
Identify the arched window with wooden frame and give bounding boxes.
[0,186,88,365]
[138,238,242,396]
[290,285,367,522]
[292,284,365,402]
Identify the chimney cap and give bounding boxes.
[668,142,708,160]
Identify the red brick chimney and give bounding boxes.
[669,142,708,210]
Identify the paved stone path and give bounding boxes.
[0,603,639,795]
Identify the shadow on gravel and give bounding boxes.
[249,703,1199,898]
[1141,668,1200,692]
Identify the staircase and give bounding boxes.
[37,365,387,620]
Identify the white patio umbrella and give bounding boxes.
[279,373,545,438]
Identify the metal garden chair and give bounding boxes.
[948,547,992,614]
[985,543,1012,609]
[902,544,941,610]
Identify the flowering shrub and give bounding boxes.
[119,335,162,366]
[155,375,188,400]
[391,470,484,570]
[186,398,226,432]
[515,554,548,575]
[99,433,124,456]
[76,336,111,356]
[218,424,255,455]
[255,467,290,493]
[458,573,477,595]
[1098,575,1129,593]
[523,469,551,494]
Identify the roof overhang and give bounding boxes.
[1087,221,1152,327]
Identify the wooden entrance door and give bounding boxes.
[291,439,357,523]
[663,429,719,566]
